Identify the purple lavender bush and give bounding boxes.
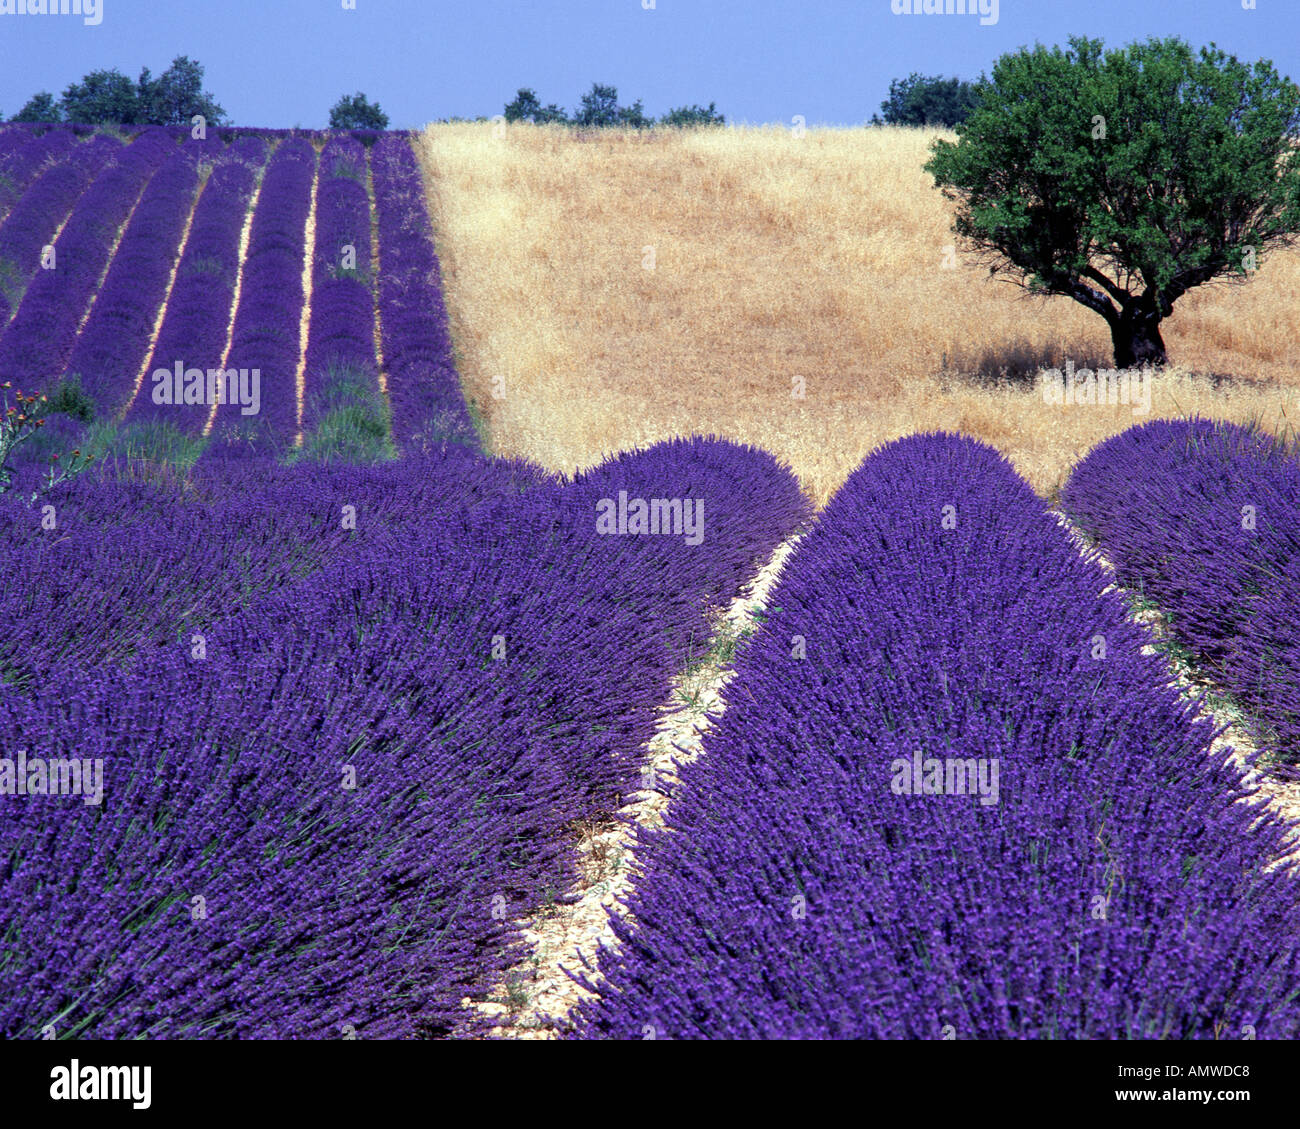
[127,137,269,435]
[1063,418,1300,767]
[0,443,551,689]
[0,127,79,224]
[371,136,476,450]
[297,136,385,451]
[0,133,122,329]
[0,437,807,1038]
[64,145,206,416]
[569,433,1300,1039]
[0,129,174,393]
[206,138,315,453]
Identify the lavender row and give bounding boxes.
[126,138,270,433]
[371,136,476,449]
[1063,418,1300,767]
[0,443,548,690]
[65,145,209,416]
[300,137,383,437]
[0,134,122,329]
[0,124,403,151]
[0,129,174,393]
[571,434,1300,1039]
[0,438,810,1038]
[0,127,78,223]
[207,138,316,453]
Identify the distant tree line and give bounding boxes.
[502,83,725,127]
[6,62,392,131]
[9,57,228,126]
[873,72,979,127]
[3,66,979,131]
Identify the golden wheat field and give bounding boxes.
[417,122,1300,506]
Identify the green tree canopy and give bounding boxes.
[503,88,568,124]
[329,92,389,131]
[574,83,621,127]
[875,73,979,127]
[60,69,140,124]
[570,83,649,128]
[10,92,62,123]
[502,84,719,129]
[16,57,226,126]
[139,57,228,126]
[660,102,726,127]
[926,36,1300,368]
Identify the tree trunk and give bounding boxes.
[1109,296,1168,369]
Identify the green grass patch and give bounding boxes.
[0,257,25,313]
[182,255,226,279]
[44,374,96,424]
[326,262,370,285]
[328,158,366,182]
[289,362,395,465]
[94,420,207,472]
[464,395,490,449]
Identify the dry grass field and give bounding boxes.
[417,123,1300,505]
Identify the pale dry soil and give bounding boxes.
[292,159,319,444]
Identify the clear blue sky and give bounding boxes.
[1,0,1298,129]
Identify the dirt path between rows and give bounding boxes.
[201,159,265,437]
[292,153,319,445]
[364,154,387,403]
[466,535,801,1038]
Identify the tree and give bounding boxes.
[34,57,226,126]
[575,83,623,128]
[616,99,650,128]
[503,88,567,124]
[10,92,61,123]
[60,69,140,124]
[926,37,1300,368]
[503,83,720,130]
[329,92,389,131]
[138,56,227,126]
[875,73,979,128]
[660,102,725,127]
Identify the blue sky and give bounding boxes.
[1,0,1298,129]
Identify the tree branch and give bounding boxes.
[1081,266,1131,307]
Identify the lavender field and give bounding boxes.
[2,122,1299,1043]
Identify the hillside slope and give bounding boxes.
[419,123,1300,504]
